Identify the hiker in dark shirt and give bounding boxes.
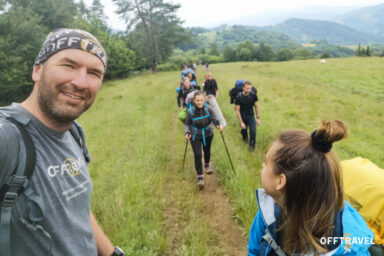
[177,77,196,109]
[234,81,260,151]
[187,72,200,90]
[203,73,218,97]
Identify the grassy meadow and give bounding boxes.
[79,57,384,255]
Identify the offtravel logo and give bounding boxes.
[320,233,374,254]
[47,156,85,177]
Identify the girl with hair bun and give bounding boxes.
[247,120,374,256]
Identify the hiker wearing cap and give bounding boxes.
[203,73,218,97]
[0,28,124,256]
[234,80,260,152]
[184,91,223,188]
[177,77,196,110]
[247,120,373,256]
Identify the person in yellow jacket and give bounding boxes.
[341,157,384,255]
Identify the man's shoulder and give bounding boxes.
[0,113,22,185]
[0,109,23,138]
[235,92,243,99]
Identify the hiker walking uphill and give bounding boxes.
[177,77,196,109]
[234,81,260,152]
[0,29,124,256]
[184,91,223,189]
[203,73,219,97]
[180,64,196,81]
[247,120,374,256]
[187,72,200,90]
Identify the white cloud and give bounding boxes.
[84,0,384,30]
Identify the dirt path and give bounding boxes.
[199,165,248,256]
[165,115,248,255]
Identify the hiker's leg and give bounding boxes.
[203,135,213,164]
[240,115,248,142]
[249,115,256,150]
[190,139,203,175]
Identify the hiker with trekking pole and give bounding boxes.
[247,120,374,256]
[184,91,223,188]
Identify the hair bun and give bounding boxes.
[311,120,348,153]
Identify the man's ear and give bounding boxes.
[32,64,43,83]
[276,173,286,191]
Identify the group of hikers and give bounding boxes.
[176,65,383,255]
[177,64,261,188]
[0,28,382,256]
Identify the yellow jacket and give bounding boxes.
[341,157,384,245]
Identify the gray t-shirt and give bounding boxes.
[0,104,97,256]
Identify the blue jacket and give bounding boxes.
[247,189,374,256]
[180,68,195,80]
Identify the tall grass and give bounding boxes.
[206,57,384,230]
[80,57,383,254]
[81,72,224,255]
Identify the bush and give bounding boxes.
[104,37,137,79]
[158,63,179,72]
[275,48,294,61]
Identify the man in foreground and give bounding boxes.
[0,28,124,256]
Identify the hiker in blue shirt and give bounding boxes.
[247,120,373,256]
[184,91,223,188]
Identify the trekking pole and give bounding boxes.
[220,131,236,177]
[182,139,189,170]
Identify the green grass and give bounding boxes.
[80,57,384,254]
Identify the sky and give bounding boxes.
[84,0,384,30]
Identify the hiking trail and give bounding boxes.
[199,164,248,256]
[165,115,248,255]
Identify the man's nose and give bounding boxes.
[71,68,88,89]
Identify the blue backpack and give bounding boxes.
[229,79,257,104]
[189,103,212,146]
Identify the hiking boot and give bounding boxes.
[197,175,204,189]
[249,140,255,152]
[205,163,213,174]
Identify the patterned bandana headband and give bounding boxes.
[34,28,107,70]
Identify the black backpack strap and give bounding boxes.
[69,121,91,163]
[0,114,35,256]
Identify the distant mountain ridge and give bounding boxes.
[212,5,360,27]
[255,18,384,45]
[199,3,384,45]
[333,3,384,35]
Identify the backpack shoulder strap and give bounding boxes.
[262,229,287,256]
[69,121,91,163]
[204,102,211,120]
[0,111,35,256]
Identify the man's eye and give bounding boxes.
[63,64,75,68]
[89,72,101,78]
